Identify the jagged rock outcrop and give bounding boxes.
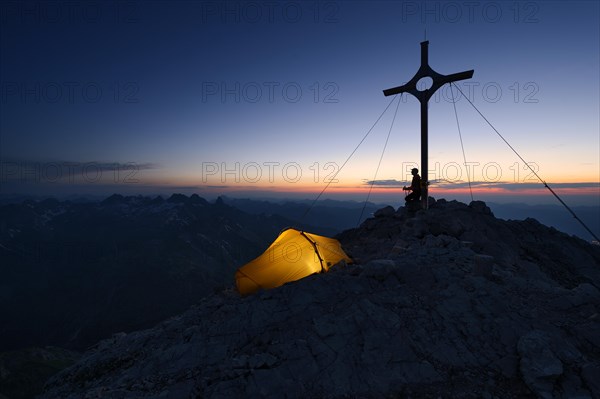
[339,199,600,288]
[42,200,600,398]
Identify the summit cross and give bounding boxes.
[383,41,474,209]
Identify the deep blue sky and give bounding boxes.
[0,0,598,205]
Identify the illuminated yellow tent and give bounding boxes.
[235,228,352,295]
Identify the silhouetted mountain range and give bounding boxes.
[220,196,381,233]
[0,194,322,352]
[40,199,600,398]
[2,194,599,398]
[488,202,599,242]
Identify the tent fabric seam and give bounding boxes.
[299,231,325,272]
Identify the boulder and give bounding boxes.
[374,206,395,218]
[469,200,493,215]
[473,254,494,278]
[518,331,564,399]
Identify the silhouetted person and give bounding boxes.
[403,168,421,204]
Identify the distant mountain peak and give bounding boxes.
[100,193,125,205]
[167,193,189,203]
[189,193,208,205]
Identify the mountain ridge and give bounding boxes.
[40,199,600,398]
[0,193,323,352]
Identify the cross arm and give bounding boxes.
[383,83,410,97]
[439,70,474,85]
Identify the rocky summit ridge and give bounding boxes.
[42,199,600,398]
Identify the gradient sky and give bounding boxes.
[1,0,598,205]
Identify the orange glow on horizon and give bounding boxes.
[154,173,598,199]
[164,183,598,198]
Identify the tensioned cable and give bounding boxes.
[357,94,402,227]
[451,84,600,243]
[300,95,399,222]
[449,82,474,202]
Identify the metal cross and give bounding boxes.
[383,41,474,209]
